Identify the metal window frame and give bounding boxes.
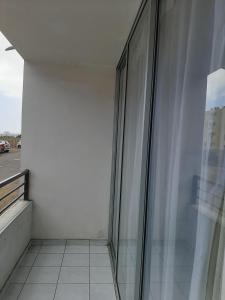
[109,53,128,269]
[108,0,160,299]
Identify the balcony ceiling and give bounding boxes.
[0,0,141,67]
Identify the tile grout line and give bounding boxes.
[17,240,43,299]
[53,239,66,300]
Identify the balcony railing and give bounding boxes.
[0,169,30,214]
[192,174,225,216]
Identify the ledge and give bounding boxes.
[0,201,32,234]
[0,200,32,291]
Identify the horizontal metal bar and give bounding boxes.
[196,176,225,189]
[197,189,223,198]
[0,183,25,202]
[0,169,29,189]
[0,192,25,215]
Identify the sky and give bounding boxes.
[206,68,225,111]
[0,32,24,135]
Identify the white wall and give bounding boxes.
[21,63,115,239]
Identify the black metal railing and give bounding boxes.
[192,174,225,211]
[0,169,30,214]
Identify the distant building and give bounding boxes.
[203,106,225,150]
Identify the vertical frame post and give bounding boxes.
[24,169,30,200]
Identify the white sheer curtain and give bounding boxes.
[190,0,225,299]
[145,0,225,299]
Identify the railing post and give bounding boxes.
[24,169,30,200]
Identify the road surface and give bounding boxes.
[0,151,21,181]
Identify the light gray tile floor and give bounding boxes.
[18,284,56,300]
[1,284,23,300]
[62,254,89,267]
[1,240,117,300]
[90,254,111,267]
[58,267,89,284]
[90,284,117,300]
[65,240,89,254]
[10,267,31,284]
[34,254,63,267]
[90,267,113,284]
[26,267,60,284]
[54,284,89,300]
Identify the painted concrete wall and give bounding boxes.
[21,63,115,239]
[0,201,32,290]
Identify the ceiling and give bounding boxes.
[0,0,141,67]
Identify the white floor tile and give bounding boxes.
[90,245,108,254]
[58,267,89,283]
[62,254,89,267]
[26,267,60,284]
[2,283,23,300]
[40,245,65,254]
[40,240,66,254]
[65,240,89,254]
[10,267,31,283]
[90,284,116,300]
[90,254,111,267]
[20,253,37,267]
[54,284,89,300]
[18,284,56,300]
[90,267,113,284]
[34,253,63,267]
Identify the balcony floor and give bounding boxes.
[2,239,117,300]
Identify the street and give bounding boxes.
[0,150,21,181]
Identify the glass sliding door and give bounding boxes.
[111,55,128,265]
[109,1,158,299]
[116,2,151,300]
[143,0,225,300]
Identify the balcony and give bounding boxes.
[1,0,225,299]
[0,172,117,300]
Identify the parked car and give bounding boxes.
[4,141,10,152]
[3,141,10,152]
[0,141,5,153]
[17,140,21,149]
[0,140,10,153]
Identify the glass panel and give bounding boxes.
[117,4,150,300]
[143,0,225,300]
[112,57,127,260]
